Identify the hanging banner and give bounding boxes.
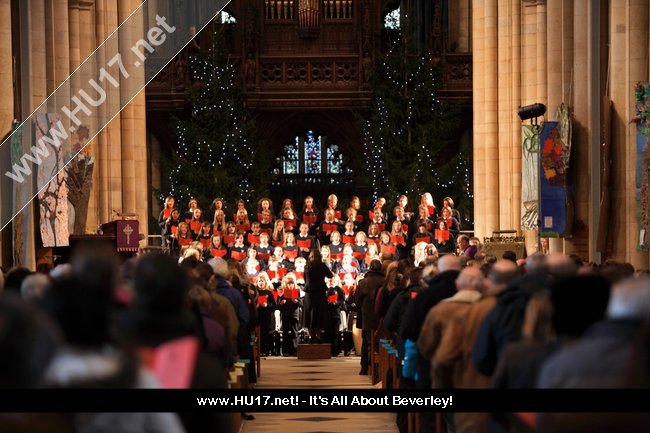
[539,121,569,236]
[634,83,650,251]
[521,125,539,230]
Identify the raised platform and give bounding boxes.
[297,344,332,360]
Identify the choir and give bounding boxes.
[157,193,465,356]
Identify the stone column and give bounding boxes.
[626,0,649,266]
[472,0,487,239]
[568,0,590,260]
[473,0,499,240]
[509,0,522,239]
[497,0,515,231]
[609,0,649,266]
[118,0,136,217]
[131,0,149,242]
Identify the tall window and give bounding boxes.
[384,7,400,29]
[277,131,349,175]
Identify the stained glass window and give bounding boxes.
[282,138,299,174]
[304,131,321,174]
[384,7,400,29]
[327,144,342,174]
[279,131,349,176]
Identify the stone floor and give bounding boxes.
[240,354,399,433]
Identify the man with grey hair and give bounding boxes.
[418,266,485,387]
[538,276,650,388]
[20,273,52,302]
[437,260,520,433]
[418,266,485,433]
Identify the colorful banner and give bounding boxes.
[634,83,650,250]
[521,125,539,230]
[539,121,569,236]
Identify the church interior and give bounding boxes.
[0,1,649,432]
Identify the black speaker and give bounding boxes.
[518,103,546,121]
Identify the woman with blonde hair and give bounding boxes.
[279,273,303,356]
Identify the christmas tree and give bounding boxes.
[362,17,472,225]
[168,27,269,213]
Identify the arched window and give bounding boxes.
[277,130,350,176]
[220,11,237,24]
[384,7,400,29]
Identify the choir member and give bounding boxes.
[255,232,273,262]
[325,277,346,356]
[438,206,460,237]
[223,222,237,247]
[210,197,225,223]
[352,231,369,265]
[212,209,227,235]
[278,198,295,220]
[271,219,286,247]
[390,219,409,259]
[296,222,315,259]
[365,242,382,269]
[328,231,344,262]
[293,257,307,286]
[342,220,357,245]
[234,208,251,233]
[171,221,193,256]
[184,197,198,222]
[349,195,365,226]
[188,208,204,236]
[411,204,435,233]
[257,197,275,222]
[300,195,319,233]
[207,234,228,260]
[195,221,213,250]
[162,208,181,251]
[279,274,302,356]
[281,208,298,234]
[325,193,343,220]
[158,195,175,235]
[319,208,341,245]
[229,233,248,261]
[398,194,412,215]
[282,232,300,265]
[247,222,262,247]
[379,231,396,260]
[320,245,339,274]
[259,210,274,234]
[442,196,461,225]
[255,272,277,356]
[411,222,434,245]
[433,219,455,255]
[420,192,436,220]
[367,223,381,245]
[368,207,387,233]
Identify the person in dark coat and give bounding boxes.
[399,255,461,433]
[355,259,385,375]
[325,279,346,356]
[255,272,277,356]
[304,249,333,343]
[279,274,303,356]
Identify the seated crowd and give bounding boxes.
[0,192,649,433]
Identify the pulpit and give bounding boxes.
[98,220,141,252]
[54,218,143,263]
